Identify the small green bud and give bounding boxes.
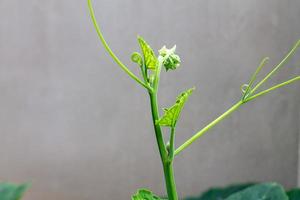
[159,45,181,71]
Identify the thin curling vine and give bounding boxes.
[87,0,300,199]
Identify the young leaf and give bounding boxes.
[137,36,158,70]
[132,189,161,200]
[157,88,195,127]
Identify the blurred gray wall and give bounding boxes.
[0,0,300,200]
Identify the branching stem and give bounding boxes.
[175,75,300,156]
[87,1,300,198]
[175,101,243,156]
[250,40,300,94]
[245,76,300,102]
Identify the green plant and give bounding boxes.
[87,1,300,199]
[0,182,29,200]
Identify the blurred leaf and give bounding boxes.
[137,36,158,70]
[132,189,161,200]
[157,88,194,127]
[185,183,254,200]
[225,182,288,200]
[0,182,29,200]
[286,188,300,200]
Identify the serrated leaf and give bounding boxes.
[138,36,158,70]
[0,182,29,200]
[157,88,195,127]
[225,182,288,200]
[131,189,161,200]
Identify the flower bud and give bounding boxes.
[159,45,181,71]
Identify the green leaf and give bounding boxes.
[137,36,158,70]
[131,189,161,200]
[185,183,254,200]
[0,182,29,200]
[157,88,195,127]
[286,188,300,200]
[225,182,288,200]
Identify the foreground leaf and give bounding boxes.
[286,188,300,200]
[225,182,288,200]
[185,183,254,200]
[157,88,194,127]
[138,37,158,70]
[132,189,161,200]
[0,183,29,200]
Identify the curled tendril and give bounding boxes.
[159,45,181,71]
[131,52,143,67]
[241,39,300,103]
[241,84,249,94]
[241,57,269,101]
[241,84,252,100]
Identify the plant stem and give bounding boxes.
[163,162,178,200]
[242,57,269,100]
[250,39,300,95]
[87,0,152,91]
[245,76,300,102]
[175,101,243,156]
[149,92,168,161]
[169,126,176,161]
[148,91,178,200]
[175,74,300,156]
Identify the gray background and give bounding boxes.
[0,0,300,200]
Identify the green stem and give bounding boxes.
[149,92,168,161]
[245,76,300,102]
[148,91,178,200]
[163,162,178,200]
[175,101,243,156]
[175,74,300,156]
[169,126,176,161]
[242,57,269,100]
[87,0,152,91]
[250,39,300,95]
[149,92,178,200]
